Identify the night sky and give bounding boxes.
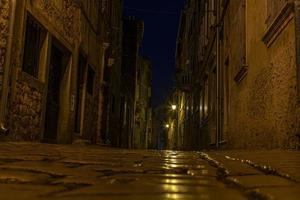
[123,0,184,108]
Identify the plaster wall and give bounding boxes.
[225,0,299,149]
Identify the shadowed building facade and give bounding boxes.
[120,17,144,148]
[134,56,152,149]
[174,0,300,150]
[0,0,123,144]
[99,1,123,146]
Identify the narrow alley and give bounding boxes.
[1,0,300,199]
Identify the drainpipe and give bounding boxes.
[0,0,17,135]
[216,0,221,149]
[295,0,300,101]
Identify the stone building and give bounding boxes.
[134,56,152,149]
[0,0,123,144]
[175,0,300,150]
[99,0,123,146]
[151,105,168,150]
[120,17,144,148]
[174,0,201,150]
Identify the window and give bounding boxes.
[22,14,46,78]
[87,66,95,95]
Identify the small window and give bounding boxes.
[87,66,95,95]
[22,14,46,78]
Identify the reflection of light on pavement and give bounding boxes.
[167,153,180,168]
[163,174,179,178]
[187,170,195,176]
[163,184,180,193]
[225,155,237,161]
[165,179,179,184]
[165,193,210,200]
[166,193,181,200]
[166,163,179,168]
[170,155,178,159]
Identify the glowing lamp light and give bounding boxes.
[171,105,177,110]
[165,124,170,128]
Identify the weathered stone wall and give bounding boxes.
[30,0,80,45]
[0,0,10,95]
[8,0,80,142]
[10,76,43,141]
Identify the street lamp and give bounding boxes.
[171,104,177,111]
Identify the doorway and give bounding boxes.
[44,43,65,143]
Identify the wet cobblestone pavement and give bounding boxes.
[0,143,299,200]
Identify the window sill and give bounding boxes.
[262,2,294,47]
[19,71,44,91]
[234,65,248,84]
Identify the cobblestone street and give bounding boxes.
[0,143,298,200]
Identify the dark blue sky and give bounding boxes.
[124,0,184,107]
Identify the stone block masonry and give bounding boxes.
[10,79,43,141]
[0,0,10,94]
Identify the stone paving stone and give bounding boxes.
[0,162,68,178]
[0,142,299,200]
[5,161,96,175]
[0,184,65,200]
[218,150,300,182]
[96,174,225,187]
[57,183,246,200]
[0,169,51,184]
[230,175,295,189]
[57,193,246,200]
[258,186,300,200]
[206,153,263,176]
